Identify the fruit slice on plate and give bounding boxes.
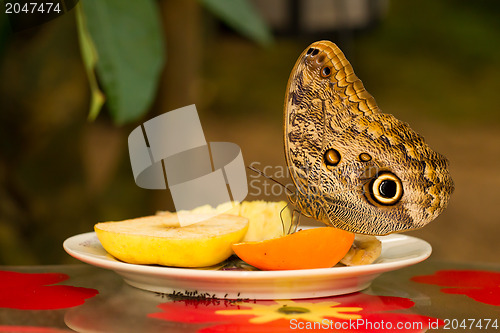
[95,213,248,267]
[340,234,382,266]
[166,200,291,242]
[232,227,355,270]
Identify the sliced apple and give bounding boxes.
[95,213,248,267]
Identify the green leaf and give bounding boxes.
[79,0,165,125]
[199,0,272,46]
[75,4,105,121]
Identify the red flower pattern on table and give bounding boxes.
[0,270,98,310]
[412,269,500,306]
[149,292,442,332]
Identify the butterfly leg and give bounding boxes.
[286,209,301,235]
[279,203,300,235]
[279,204,289,236]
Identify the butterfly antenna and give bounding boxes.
[247,165,294,195]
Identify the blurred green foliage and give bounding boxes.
[200,0,272,46]
[75,3,104,122]
[77,0,271,125]
[77,0,164,125]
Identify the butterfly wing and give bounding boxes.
[284,41,378,198]
[284,41,454,235]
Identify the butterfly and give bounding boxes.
[284,41,454,235]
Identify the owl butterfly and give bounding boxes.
[284,41,454,235]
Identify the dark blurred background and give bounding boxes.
[1,0,499,265]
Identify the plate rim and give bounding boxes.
[63,231,432,279]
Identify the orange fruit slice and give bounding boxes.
[232,227,355,270]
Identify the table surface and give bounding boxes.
[1,261,499,332]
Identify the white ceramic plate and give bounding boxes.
[63,232,431,300]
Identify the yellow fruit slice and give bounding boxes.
[95,213,248,267]
[239,200,291,242]
[163,200,291,242]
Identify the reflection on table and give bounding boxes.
[1,261,499,332]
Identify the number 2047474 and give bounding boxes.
[5,2,61,14]
[440,318,499,330]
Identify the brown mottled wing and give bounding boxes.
[284,41,379,200]
[283,41,454,235]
